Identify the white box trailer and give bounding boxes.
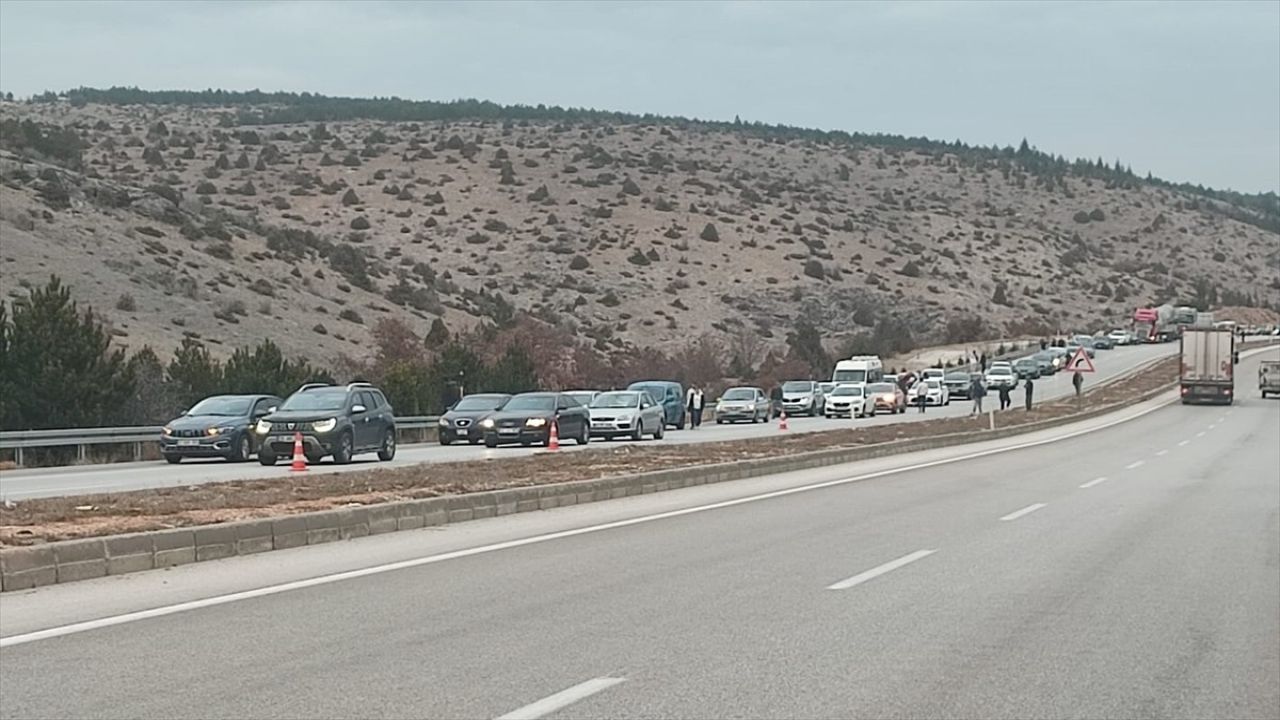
[1179,327,1235,405]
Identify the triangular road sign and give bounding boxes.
[1067,347,1096,373]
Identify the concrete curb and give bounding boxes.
[0,373,1191,593]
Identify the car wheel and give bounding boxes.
[230,435,251,463]
[654,422,665,440]
[377,429,396,461]
[577,424,590,446]
[333,432,354,465]
[485,438,498,448]
[258,452,277,466]
[306,452,324,465]
[440,437,453,446]
[164,454,182,465]
[631,423,643,441]
[469,438,481,445]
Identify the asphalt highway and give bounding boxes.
[0,343,1179,500]
[1,349,1276,720]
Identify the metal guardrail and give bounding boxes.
[0,416,441,466]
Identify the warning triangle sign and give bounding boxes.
[1067,347,1096,373]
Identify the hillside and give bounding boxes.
[2,93,1277,371]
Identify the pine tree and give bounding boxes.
[167,337,224,409]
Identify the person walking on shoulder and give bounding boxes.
[998,383,1012,411]
[1072,371,1084,397]
[1024,377,1035,411]
[689,386,705,429]
[970,376,985,415]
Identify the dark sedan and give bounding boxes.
[943,372,972,399]
[481,392,591,448]
[161,394,280,464]
[438,393,511,445]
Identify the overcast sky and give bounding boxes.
[1,1,1277,192]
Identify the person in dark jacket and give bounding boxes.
[1072,371,1084,396]
[1024,377,1035,410]
[998,384,1012,410]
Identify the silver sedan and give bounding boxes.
[588,391,666,441]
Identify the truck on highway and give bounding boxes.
[1260,360,1280,399]
[1133,304,1175,343]
[1179,327,1235,405]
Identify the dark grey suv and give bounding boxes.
[255,383,396,465]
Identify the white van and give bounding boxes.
[832,356,884,385]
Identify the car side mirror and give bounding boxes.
[267,406,277,414]
[352,404,367,414]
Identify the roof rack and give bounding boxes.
[297,383,331,392]
[347,381,375,390]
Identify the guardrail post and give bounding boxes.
[133,442,142,462]
[77,444,86,463]
[14,447,23,468]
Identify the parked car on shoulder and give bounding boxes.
[481,392,591,447]
[824,383,875,418]
[715,386,771,424]
[161,394,282,464]
[438,393,511,445]
[779,380,826,417]
[909,378,950,406]
[563,390,600,408]
[588,390,666,440]
[866,382,906,414]
[1031,352,1058,375]
[943,371,972,399]
[984,365,1019,390]
[626,380,686,429]
[256,383,396,466]
[1013,357,1042,379]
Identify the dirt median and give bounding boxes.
[0,357,1179,545]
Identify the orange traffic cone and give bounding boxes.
[290,432,308,472]
[547,420,560,451]
[779,411,789,432]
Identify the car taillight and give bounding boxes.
[1181,387,1189,395]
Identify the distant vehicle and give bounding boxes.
[1133,304,1176,343]
[1031,352,1058,375]
[909,378,949,406]
[943,371,972,399]
[1107,329,1133,346]
[563,390,601,408]
[818,382,837,398]
[1179,327,1235,405]
[715,386,771,424]
[1259,360,1280,398]
[866,382,906,414]
[1013,357,1042,379]
[588,391,665,440]
[824,384,875,418]
[1091,334,1115,350]
[481,392,591,447]
[256,383,396,465]
[438,393,511,445]
[1045,346,1070,369]
[626,380,686,429]
[1064,342,1095,359]
[984,365,1018,390]
[161,394,281,464]
[921,368,946,383]
[832,356,884,385]
[780,380,826,417]
[1073,335,1099,351]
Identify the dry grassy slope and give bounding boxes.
[1,100,1276,368]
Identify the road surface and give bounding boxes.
[0,343,1178,500]
[1,349,1276,719]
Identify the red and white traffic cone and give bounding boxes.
[290,431,308,472]
[547,420,560,451]
[778,410,788,432]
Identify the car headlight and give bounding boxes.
[255,419,271,434]
[616,413,634,423]
[162,426,173,436]
[313,418,337,433]
[480,418,495,429]
[207,425,237,436]
[438,417,449,427]
[526,417,547,428]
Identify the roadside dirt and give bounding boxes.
[0,357,1178,545]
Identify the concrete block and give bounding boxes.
[641,484,656,494]
[447,508,474,523]
[104,534,153,558]
[3,567,57,591]
[517,498,541,512]
[557,494,577,507]
[422,508,448,527]
[53,539,106,566]
[335,508,369,540]
[57,560,106,583]
[472,505,496,519]
[538,496,558,510]
[1,545,56,575]
[107,553,155,575]
[340,523,369,540]
[306,527,341,545]
[272,516,308,550]
[367,506,399,535]
[194,525,236,562]
[397,514,426,531]
[155,546,196,567]
[577,492,595,504]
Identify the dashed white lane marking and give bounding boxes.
[1196,431,1207,438]
[496,678,627,720]
[1000,503,1047,522]
[1178,440,1190,447]
[1080,477,1109,489]
[827,549,938,590]
[1155,450,1168,457]
[1126,460,1146,470]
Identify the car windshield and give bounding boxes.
[832,369,868,383]
[926,380,941,388]
[591,392,640,409]
[819,383,836,394]
[564,393,595,405]
[945,373,968,382]
[782,381,812,393]
[867,383,894,393]
[989,368,1013,376]
[454,395,507,412]
[187,396,253,416]
[833,386,862,396]
[281,390,348,411]
[504,396,556,412]
[722,388,755,401]
[629,384,666,400]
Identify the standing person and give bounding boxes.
[916,383,928,413]
[690,386,705,429]
[970,376,985,415]
[1040,338,1048,351]
[998,383,1012,410]
[980,353,988,372]
[1072,371,1084,396]
[685,386,697,429]
[1024,377,1035,411]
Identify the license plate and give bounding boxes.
[498,428,519,435]
[177,439,200,447]
[271,435,294,444]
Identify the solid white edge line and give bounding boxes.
[826,549,937,591]
[1079,476,1108,489]
[999,503,1047,521]
[0,382,1198,648]
[1125,460,1146,470]
[495,677,626,720]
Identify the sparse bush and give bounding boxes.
[248,279,275,297]
[628,249,650,266]
[341,188,361,206]
[312,323,328,335]
[803,259,825,280]
[465,233,490,245]
[1089,208,1106,222]
[1072,210,1091,224]
[700,223,720,242]
[115,294,137,312]
[350,215,371,230]
[195,180,217,195]
[569,255,590,271]
[899,260,922,277]
[339,308,364,324]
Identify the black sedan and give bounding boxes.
[480,392,591,448]
[943,372,973,399]
[438,393,511,445]
[161,394,281,464]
